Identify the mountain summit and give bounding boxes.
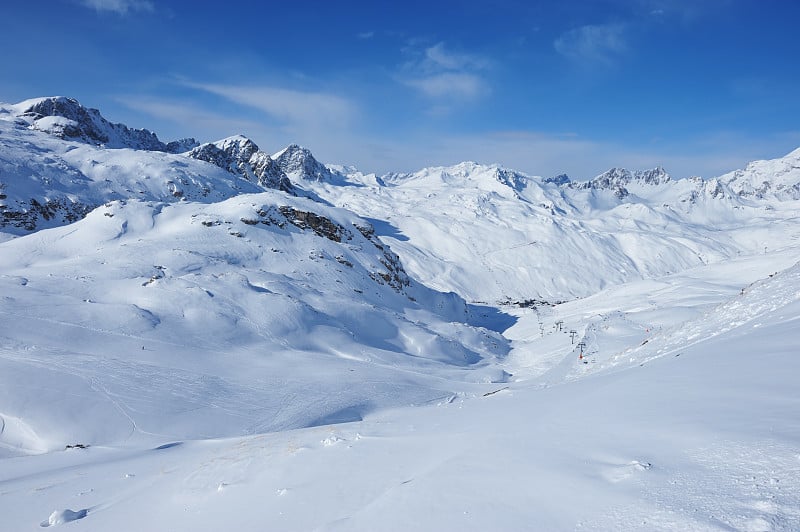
[272,144,337,182]
[187,135,294,193]
[9,96,197,152]
[575,166,671,198]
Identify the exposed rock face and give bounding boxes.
[273,144,335,182]
[636,166,671,186]
[354,224,410,293]
[544,173,571,186]
[228,204,411,294]
[278,206,345,242]
[0,197,92,232]
[493,168,528,192]
[573,166,671,198]
[578,167,633,198]
[165,138,200,153]
[187,136,294,193]
[250,152,293,191]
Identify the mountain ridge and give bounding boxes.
[9,96,198,153]
[3,95,800,303]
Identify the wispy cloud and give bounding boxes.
[77,0,154,14]
[184,82,357,129]
[116,97,263,142]
[423,42,488,72]
[404,73,486,100]
[118,90,800,181]
[357,31,375,40]
[640,0,721,17]
[554,23,627,64]
[400,42,490,103]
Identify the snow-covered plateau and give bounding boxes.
[1,97,799,531]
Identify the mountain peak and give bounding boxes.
[635,166,671,185]
[187,136,293,193]
[273,144,335,182]
[543,173,571,186]
[211,135,260,158]
[718,148,800,200]
[9,96,196,153]
[576,166,672,198]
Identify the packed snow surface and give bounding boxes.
[1,97,799,530]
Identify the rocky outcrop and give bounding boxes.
[544,173,571,186]
[224,204,411,294]
[165,138,200,153]
[354,224,410,293]
[187,136,294,193]
[273,144,335,182]
[0,196,92,232]
[278,206,345,242]
[493,168,528,192]
[573,166,671,198]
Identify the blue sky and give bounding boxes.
[2,0,799,179]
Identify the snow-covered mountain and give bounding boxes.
[187,135,294,193]
[0,99,306,233]
[307,153,800,302]
[272,144,338,182]
[573,165,671,198]
[9,96,198,152]
[718,146,800,200]
[1,96,799,530]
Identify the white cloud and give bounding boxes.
[400,42,490,102]
[116,98,263,142]
[118,91,800,182]
[554,24,627,64]
[357,31,375,40]
[424,42,488,71]
[185,83,357,129]
[403,73,487,100]
[78,0,154,14]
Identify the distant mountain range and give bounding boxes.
[2,96,799,303]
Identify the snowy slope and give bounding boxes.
[0,193,508,455]
[1,252,797,531]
